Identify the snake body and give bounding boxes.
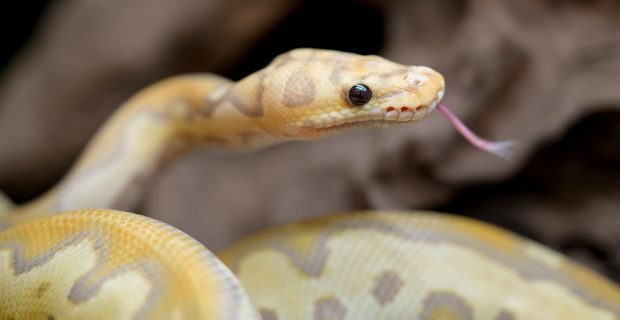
[0,49,618,319]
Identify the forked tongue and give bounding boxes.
[437,104,518,159]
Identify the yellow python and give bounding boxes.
[0,49,618,319]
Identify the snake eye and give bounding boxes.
[348,84,372,106]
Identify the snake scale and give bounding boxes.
[0,49,618,319]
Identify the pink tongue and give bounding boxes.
[436,104,518,159]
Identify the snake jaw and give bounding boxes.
[300,97,440,133]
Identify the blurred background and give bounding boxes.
[0,0,619,281]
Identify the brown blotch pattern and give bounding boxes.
[268,235,330,277]
[228,93,264,117]
[372,270,404,305]
[201,85,230,118]
[227,72,266,117]
[282,71,316,108]
[1,231,163,318]
[36,281,51,298]
[420,291,473,320]
[314,296,347,320]
[259,308,279,320]
[227,216,620,317]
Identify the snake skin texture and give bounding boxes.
[0,49,618,319]
[0,210,258,319]
[222,212,620,319]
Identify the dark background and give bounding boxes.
[0,3,53,72]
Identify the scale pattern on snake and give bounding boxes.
[0,49,618,319]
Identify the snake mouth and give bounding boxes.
[304,99,439,132]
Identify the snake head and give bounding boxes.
[254,48,445,139]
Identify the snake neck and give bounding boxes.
[6,74,280,224]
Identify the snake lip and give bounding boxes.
[304,101,437,132]
[308,119,411,133]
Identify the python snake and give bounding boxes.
[0,49,618,319]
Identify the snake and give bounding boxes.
[0,48,618,319]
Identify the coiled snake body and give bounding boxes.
[0,49,618,319]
